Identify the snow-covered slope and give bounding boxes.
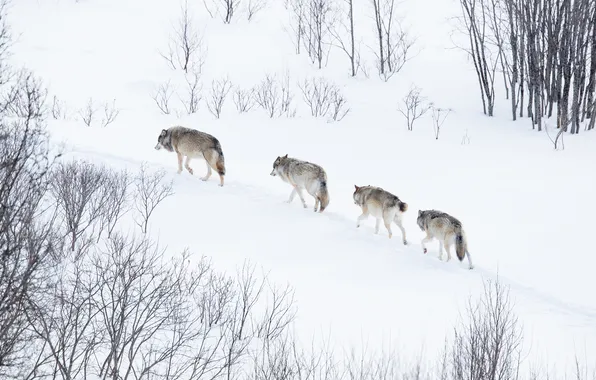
[6,0,596,371]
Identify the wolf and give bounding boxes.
[416,209,474,269]
[352,185,408,245]
[154,126,226,187]
[270,154,330,212]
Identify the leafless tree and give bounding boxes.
[27,247,102,380]
[451,277,523,380]
[254,74,281,118]
[303,0,333,69]
[247,0,267,21]
[152,80,175,115]
[50,160,113,251]
[370,0,415,81]
[100,99,119,128]
[0,64,60,377]
[78,97,97,127]
[51,95,67,120]
[398,86,432,131]
[329,0,358,76]
[132,163,174,234]
[160,0,206,74]
[431,105,452,140]
[221,0,241,23]
[285,0,307,54]
[96,168,132,241]
[254,281,297,342]
[233,87,256,113]
[299,77,349,121]
[206,77,233,119]
[453,0,500,116]
[278,71,296,117]
[179,70,203,114]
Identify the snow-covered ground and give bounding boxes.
[7,0,596,372]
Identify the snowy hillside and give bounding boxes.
[3,0,596,377]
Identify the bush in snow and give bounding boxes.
[298,77,350,121]
[206,77,233,119]
[253,73,296,118]
[398,86,432,131]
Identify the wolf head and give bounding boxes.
[270,154,288,176]
[353,185,362,205]
[416,210,427,231]
[155,129,173,152]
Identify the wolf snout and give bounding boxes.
[154,143,162,150]
[269,170,276,176]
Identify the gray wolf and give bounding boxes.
[270,154,329,212]
[155,126,226,187]
[416,209,474,269]
[352,185,408,245]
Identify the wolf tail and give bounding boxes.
[398,201,408,212]
[317,180,330,212]
[213,142,226,176]
[455,232,466,261]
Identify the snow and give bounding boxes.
[6,0,596,373]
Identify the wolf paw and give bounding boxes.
[403,240,408,245]
[200,177,209,181]
[423,248,427,254]
[177,169,182,174]
[302,204,308,209]
[187,168,194,175]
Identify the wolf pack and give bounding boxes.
[155,125,475,270]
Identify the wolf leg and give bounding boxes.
[294,187,308,208]
[375,218,382,235]
[465,251,474,270]
[287,187,297,204]
[176,152,183,174]
[444,243,452,261]
[184,157,194,175]
[421,234,433,254]
[201,161,212,182]
[438,241,444,261]
[356,207,369,228]
[394,217,407,245]
[313,197,320,212]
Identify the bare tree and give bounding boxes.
[78,97,97,127]
[152,80,175,115]
[160,0,206,74]
[133,163,174,234]
[247,0,267,21]
[299,77,350,121]
[285,0,307,54]
[254,74,281,118]
[304,0,333,69]
[100,99,119,127]
[451,277,523,380]
[254,281,297,342]
[398,86,432,131]
[278,70,296,117]
[96,168,132,241]
[51,95,67,120]
[454,0,500,116]
[179,70,203,114]
[233,87,256,113]
[206,77,233,119]
[0,65,60,377]
[50,160,113,251]
[329,0,358,76]
[221,0,241,23]
[431,105,452,140]
[370,0,415,81]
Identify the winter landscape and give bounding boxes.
[1,0,596,378]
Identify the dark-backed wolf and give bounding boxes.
[155,126,226,187]
[270,154,330,212]
[352,185,408,245]
[416,209,474,269]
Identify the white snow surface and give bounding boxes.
[7,0,596,371]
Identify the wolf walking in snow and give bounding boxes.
[154,126,226,187]
[270,154,330,212]
[416,209,474,269]
[352,185,408,245]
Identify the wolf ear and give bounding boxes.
[160,129,167,137]
[283,154,288,158]
[418,210,422,216]
[354,185,359,191]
